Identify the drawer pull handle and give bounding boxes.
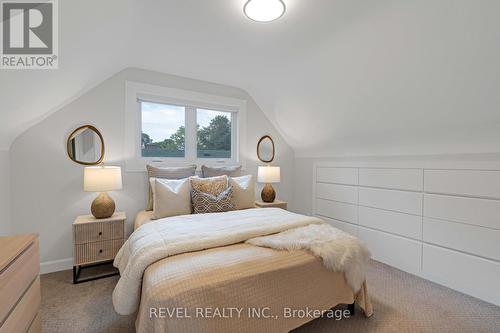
[99,249,103,254]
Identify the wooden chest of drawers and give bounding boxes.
[72,212,126,283]
[0,234,40,333]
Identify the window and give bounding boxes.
[141,102,186,158]
[125,82,246,171]
[140,102,235,160]
[197,109,232,159]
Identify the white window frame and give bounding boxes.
[125,81,247,172]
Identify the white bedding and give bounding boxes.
[113,208,370,316]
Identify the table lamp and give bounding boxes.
[257,166,280,202]
[84,166,122,219]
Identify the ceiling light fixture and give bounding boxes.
[244,0,286,23]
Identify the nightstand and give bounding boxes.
[255,200,287,210]
[72,212,126,284]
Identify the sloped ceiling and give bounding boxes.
[1,0,500,156]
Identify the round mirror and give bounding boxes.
[257,135,275,163]
[67,125,105,165]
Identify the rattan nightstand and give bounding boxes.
[72,212,126,284]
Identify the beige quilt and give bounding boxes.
[136,243,372,333]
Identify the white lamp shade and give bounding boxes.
[258,166,280,183]
[84,166,122,192]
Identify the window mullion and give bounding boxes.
[185,106,197,162]
[232,113,237,162]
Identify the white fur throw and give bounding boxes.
[246,223,371,293]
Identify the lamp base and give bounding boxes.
[91,192,116,219]
[261,184,276,203]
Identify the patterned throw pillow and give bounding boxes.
[190,175,228,196]
[191,186,236,214]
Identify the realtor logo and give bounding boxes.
[1,0,58,69]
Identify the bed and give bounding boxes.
[117,208,373,333]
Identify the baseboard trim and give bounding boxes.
[40,258,73,274]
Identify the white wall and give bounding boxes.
[273,0,500,158]
[9,68,294,272]
[290,158,314,215]
[0,151,11,235]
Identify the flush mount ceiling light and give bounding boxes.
[244,0,286,22]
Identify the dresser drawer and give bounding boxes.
[0,277,40,333]
[0,239,39,325]
[74,220,124,244]
[75,239,124,265]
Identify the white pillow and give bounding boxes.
[229,175,255,210]
[150,177,191,219]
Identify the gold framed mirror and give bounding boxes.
[257,135,275,163]
[67,125,105,165]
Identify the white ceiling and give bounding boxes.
[1,0,500,156]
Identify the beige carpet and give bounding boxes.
[40,260,500,333]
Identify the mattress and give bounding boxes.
[135,243,372,333]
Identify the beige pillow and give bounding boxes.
[150,178,191,220]
[146,164,196,210]
[201,165,242,178]
[229,175,255,210]
[190,175,228,196]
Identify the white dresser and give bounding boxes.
[314,162,500,306]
